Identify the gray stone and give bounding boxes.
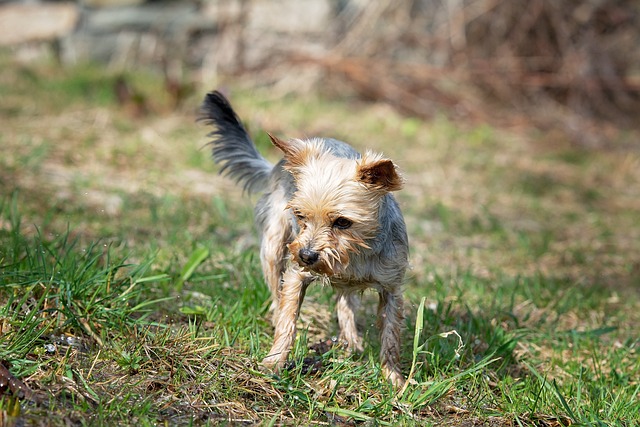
[0,3,79,45]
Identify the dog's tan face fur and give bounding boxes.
[269,135,403,277]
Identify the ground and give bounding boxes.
[0,55,638,426]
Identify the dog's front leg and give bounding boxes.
[377,288,405,387]
[336,291,364,352]
[262,267,310,369]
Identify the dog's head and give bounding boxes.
[269,134,403,276]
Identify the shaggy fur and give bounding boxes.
[199,91,409,386]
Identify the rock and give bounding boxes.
[0,3,79,45]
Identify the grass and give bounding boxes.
[1,53,639,426]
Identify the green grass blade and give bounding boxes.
[177,246,209,290]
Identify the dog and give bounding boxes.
[199,91,409,386]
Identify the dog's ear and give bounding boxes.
[357,158,403,192]
[268,133,294,154]
[268,133,318,169]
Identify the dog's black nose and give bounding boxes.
[298,248,319,265]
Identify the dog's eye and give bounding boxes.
[293,210,305,221]
[333,217,353,229]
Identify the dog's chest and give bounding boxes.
[327,259,398,292]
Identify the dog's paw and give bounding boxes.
[257,355,282,377]
[383,366,405,388]
[345,339,364,354]
[261,353,285,370]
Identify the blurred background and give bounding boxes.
[2,0,639,147]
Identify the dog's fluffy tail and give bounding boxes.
[199,91,273,194]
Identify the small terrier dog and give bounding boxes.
[199,91,409,386]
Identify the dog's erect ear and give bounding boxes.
[268,133,316,169]
[357,158,403,192]
[268,132,294,153]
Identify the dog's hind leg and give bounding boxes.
[377,288,405,387]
